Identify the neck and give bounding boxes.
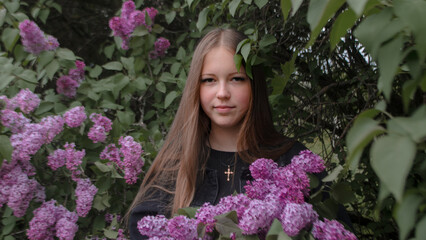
[208,124,241,152]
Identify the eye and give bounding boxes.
[201,78,214,83]
[232,77,246,81]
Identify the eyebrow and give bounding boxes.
[201,72,246,76]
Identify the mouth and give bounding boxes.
[213,106,235,113]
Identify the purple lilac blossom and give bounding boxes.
[11,124,46,162]
[238,199,279,235]
[312,219,357,240]
[249,158,278,180]
[55,211,79,240]
[19,20,59,55]
[11,88,40,114]
[64,142,85,174]
[88,113,112,143]
[0,109,30,133]
[280,203,318,236]
[109,1,158,49]
[68,60,86,83]
[39,115,65,143]
[167,215,198,240]
[63,106,87,128]
[56,75,79,98]
[117,229,127,240]
[47,149,66,170]
[75,178,98,217]
[291,150,326,173]
[149,37,171,59]
[119,136,144,184]
[137,215,168,237]
[100,144,123,168]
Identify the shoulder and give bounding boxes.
[275,141,307,167]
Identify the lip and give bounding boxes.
[214,105,235,113]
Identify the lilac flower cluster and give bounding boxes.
[27,200,78,240]
[0,88,40,114]
[109,0,158,49]
[19,20,59,55]
[47,142,85,177]
[105,213,122,223]
[0,109,30,133]
[138,150,356,239]
[75,178,98,217]
[149,37,171,59]
[88,113,113,143]
[138,215,197,239]
[312,219,357,240]
[63,106,87,128]
[100,136,144,184]
[57,60,86,98]
[0,164,45,217]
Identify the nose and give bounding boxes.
[216,81,230,99]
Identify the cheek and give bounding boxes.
[199,87,211,110]
[238,86,252,111]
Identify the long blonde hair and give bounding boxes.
[128,28,293,217]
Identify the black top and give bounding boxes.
[129,141,308,239]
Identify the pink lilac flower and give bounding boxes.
[238,199,279,235]
[56,75,79,98]
[88,113,112,143]
[109,1,158,49]
[149,37,171,59]
[273,164,310,200]
[63,106,87,128]
[291,150,325,173]
[10,124,46,162]
[47,149,66,170]
[19,20,59,55]
[280,203,318,236]
[117,229,127,240]
[56,61,86,98]
[27,200,79,240]
[55,211,79,240]
[0,109,30,133]
[75,178,98,217]
[100,144,123,168]
[167,215,198,240]
[312,219,357,240]
[138,215,168,237]
[119,136,144,184]
[249,158,278,180]
[244,178,277,200]
[11,88,40,114]
[39,115,65,143]
[64,142,85,174]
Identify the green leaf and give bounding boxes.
[370,135,416,202]
[38,8,50,24]
[395,194,422,240]
[346,0,368,16]
[121,57,135,72]
[196,7,210,32]
[1,221,15,236]
[259,34,277,48]
[94,162,111,173]
[306,0,345,47]
[241,42,251,62]
[104,44,115,59]
[266,219,285,240]
[290,0,303,16]
[187,0,195,8]
[170,62,181,77]
[254,0,268,9]
[176,47,186,60]
[331,182,356,204]
[346,117,385,171]
[387,105,426,143]
[394,0,426,63]
[56,48,76,61]
[38,51,55,68]
[164,91,178,109]
[0,8,7,27]
[4,235,15,240]
[156,82,166,93]
[165,10,176,24]
[416,215,426,240]
[229,0,242,17]
[280,0,291,21]
[377,35,403,101]
[0,76,15,91]
[4,0,20,13]
[330,8,357,51]
[117,110,135,126]
[104,229,118,239]
[89,65,102,78]
[102,61,123,71]
[234,54,243,72]
[45,60,59,80]
[0,135,13,164]
[177,207,198,218]
[1,28,19,51]
[322,165,343,182]
[214,211,242,237]
[17,69,37,83]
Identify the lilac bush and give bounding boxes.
[18,20,59,55]
[56,60,86,98]
[137,151,356,239]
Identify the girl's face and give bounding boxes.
[200,46,251,132]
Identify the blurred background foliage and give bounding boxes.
[0,0,425,239]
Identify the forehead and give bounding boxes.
[201,47,244,74]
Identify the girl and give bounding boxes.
[128,28,307,239]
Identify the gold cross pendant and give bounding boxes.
[224,165,234,182]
